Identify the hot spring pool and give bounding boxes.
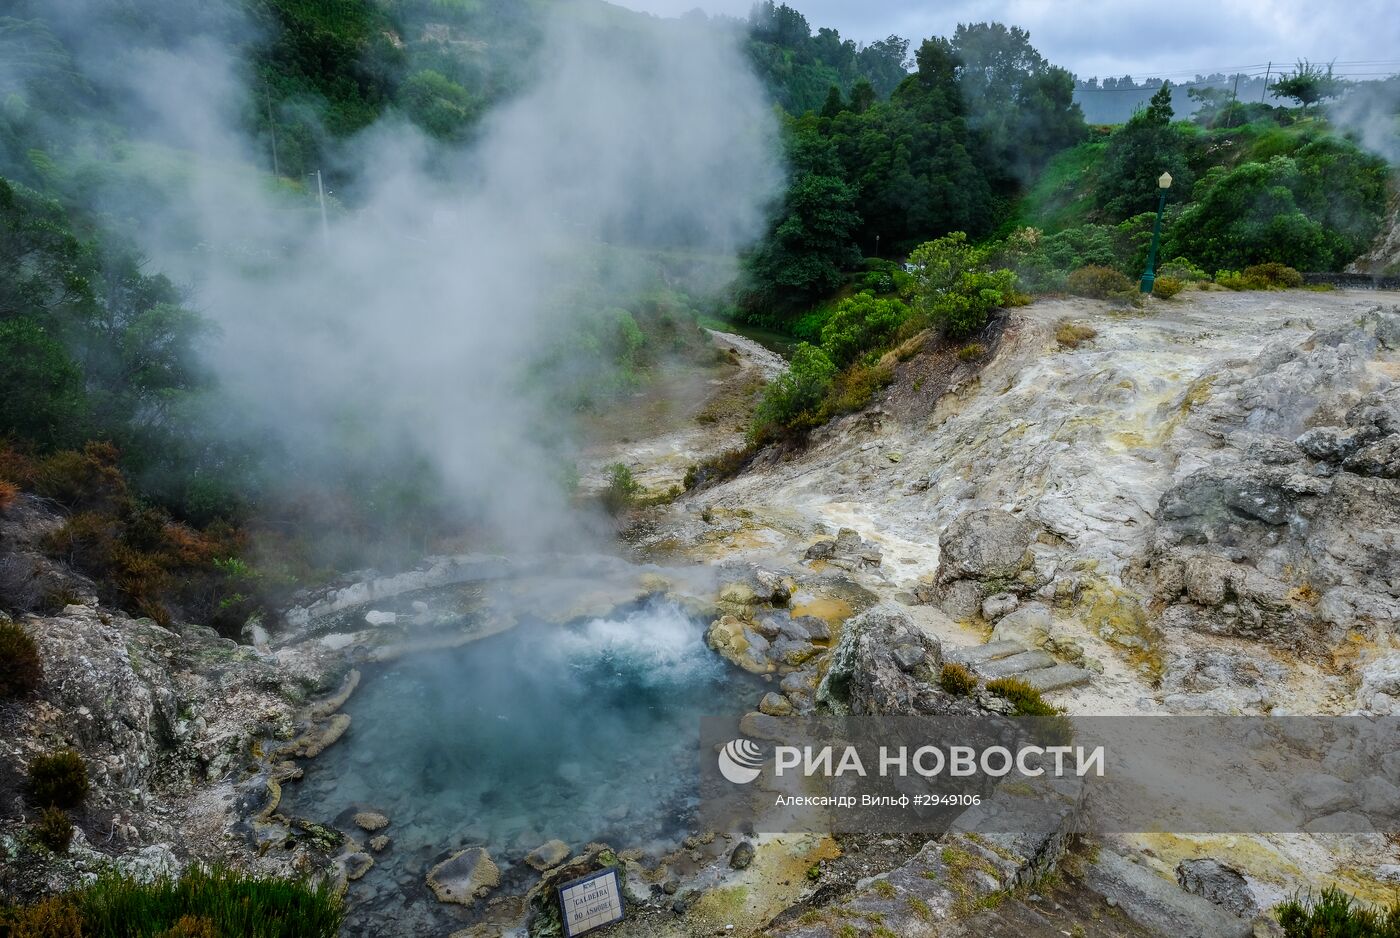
[280,599,763,926]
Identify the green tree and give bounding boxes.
[0,317,87,448]
[1094,83,1194,221]
[1271,60,1343,115]
[398,69,478,140]
[849,78,876,114]
[950,23,1086,184]
[820,85,845,119]
[739,122,861,320]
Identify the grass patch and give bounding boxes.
[0,866,343,938]
[956,342,986,362]
[939,662,978,696]
[985,677,1059,716]
[1055,321,1099,349]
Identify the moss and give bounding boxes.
[907,896,932,921]
[871,879,896,899]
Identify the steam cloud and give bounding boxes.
[29,0,782,551]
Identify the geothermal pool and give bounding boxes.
[281,599,763,929]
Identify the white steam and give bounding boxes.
[43,1,783,550]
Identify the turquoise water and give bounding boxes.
[281,599,762,932]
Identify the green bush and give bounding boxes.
[27,749,88,809]
[1158,256,1209,282]
[985,677,1059,716]
[956,343,986,362]
[1216,262,1304,290]
[908,233,1020,338]
[750,343,837,441]
[819,295,910,366]
[0,621,42,698]
[1276,886,1400,937]
[1151,276,1184,299]
[600,464,642,516]
[1065,265,1134,300]
[939,663,978,696]
[34,806,73,852]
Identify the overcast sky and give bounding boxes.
[607,0,1400,83]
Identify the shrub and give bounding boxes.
[0,479,17,511]
[600,464,642,516]
[0,621,42,698]
[0,895,84,937]
[956,343,986,362]
[34,806,73,852]
[907,233,1019,338]
[985,677,1059,716]
[1246,262,1304,288]
[1055,322,1098,348]
[27,750,88,809]
[684,445,757,491]
[1152,276,1184,299]
[1276,886,1400,937]
[1158,256,1209,282]
[750,343,837,442]
[939,662,978,696]
[818,363,893,420]
[1065,265,1134,300]
[819,295,910,366]
[1214,262,1304,290]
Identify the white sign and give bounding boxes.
[559,868,624,937]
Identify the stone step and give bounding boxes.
[975,650,1057,680]
[947,640,1028,666]
[1018,664,1093,692]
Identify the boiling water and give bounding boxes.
[280,600,761,929]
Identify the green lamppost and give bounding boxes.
[1139,171,1173,294]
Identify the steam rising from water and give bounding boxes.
[30,0,782,550]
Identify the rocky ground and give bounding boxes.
[2,292,1399,937]
[620,288,1400,936]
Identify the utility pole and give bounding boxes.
[1261,62,1272,102]
[314,169,329,250]
[265,86,280,176]
[1229,72,1241,126]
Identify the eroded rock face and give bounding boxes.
[1176,858,1259,918]
[1147,309,1400,650]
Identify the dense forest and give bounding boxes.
[0,0,1395,631]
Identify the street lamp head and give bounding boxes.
[1158,171,1173,189]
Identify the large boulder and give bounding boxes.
[817,606,958,716]
[936,509,1036,585]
